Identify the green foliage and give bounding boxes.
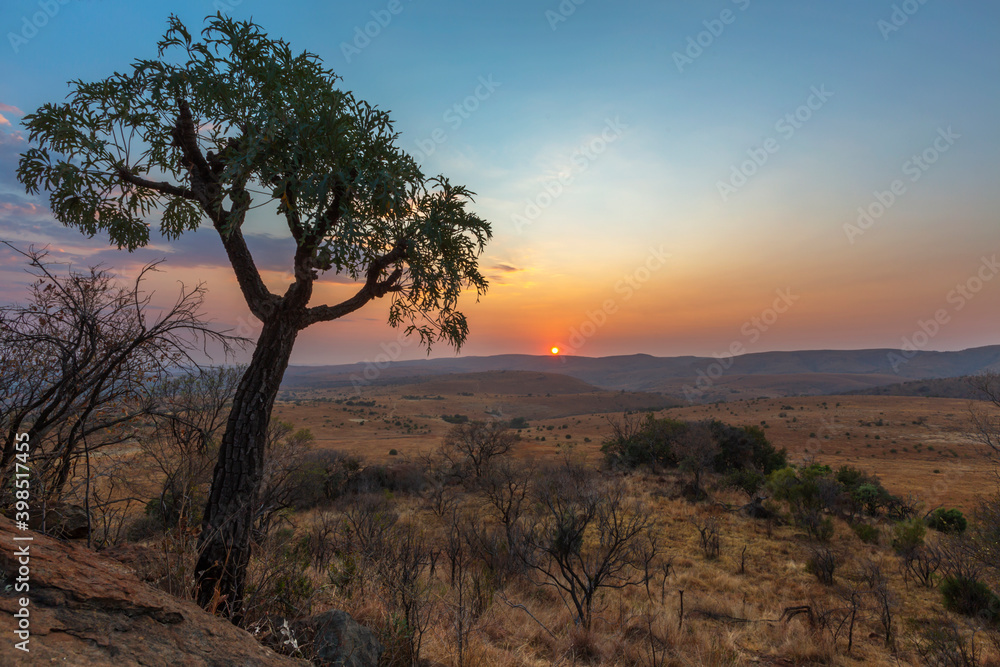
[602,415,786,477]
[508,416,529,430]
[940,576,1000,623]
[852,483,892,516]
[891,518,926,554]
[16,13,491,349]
[601,414,685,470]
[441,414,469,424]
[710,422,787,475]
[766,466,838,540]
[724,468,765,499]
[926,507,967,534]
[852,523,880,544]
[287,450,362,509]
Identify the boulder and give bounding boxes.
[0,516,307,666]
[27,502,90,539]
[296,609,384,667]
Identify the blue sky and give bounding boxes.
[1,0,998,364]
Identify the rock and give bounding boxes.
[297,609,384,667]
[0,516,307,666]
[101,542,169,586]
[26,502,90,539]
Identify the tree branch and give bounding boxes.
[115,167,197,201]
[302,241,407,325]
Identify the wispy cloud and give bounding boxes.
[0,103,24,115]
[491,262,521,273]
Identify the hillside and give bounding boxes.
[846,375,989,400]
[282,346,1000,401]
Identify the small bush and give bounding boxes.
[926,507,967,534]
[891,518,926,554]
[940,576,1000,623]
[806,548,836,585]
[852,523,879,544]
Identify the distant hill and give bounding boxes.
[282,346,1000,402]
[845,375,991,400]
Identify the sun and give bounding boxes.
[550,346,560,355]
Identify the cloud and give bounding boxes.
[491,263,521,273]
[0,214,355,287]
[0,114,10,127]
[0,130,27,189]
[0,103,23,115]
[0,195,44,218]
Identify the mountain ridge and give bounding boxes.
[282,345,1000,401]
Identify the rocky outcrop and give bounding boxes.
[0,516,306,666]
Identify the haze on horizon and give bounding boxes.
[1,0,998,365]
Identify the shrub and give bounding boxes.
[287,450,361,508]
[508,416,529,429]
[891,518,926,554]
[766,466,838,540]
[724,468,765,499]
[710,422,787,475]
[940,576,1000,623]
[852,523,879,544]
[852,483,893,517]
[927,507,967,534]
[806,548,836,585]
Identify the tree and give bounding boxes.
[969,371,1000,476]
[17,15,491,621]
[674,420,718,500]
[441,420,518,478]
[0,246,233,507]
[521,467,658,629]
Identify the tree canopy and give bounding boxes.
[18,13,491,347]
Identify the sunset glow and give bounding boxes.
[0,2,997,366]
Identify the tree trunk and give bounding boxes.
[195,312,299,622]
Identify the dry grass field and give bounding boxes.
[235,372,1000,664]
[273,372,992,511]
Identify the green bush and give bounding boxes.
[710,422,787,475]
[891,518,926,553]
[601,416,787,476]
[940,576,1000,623]
[926,507,967,534]
[600,414,685,469]
[724,468,765,499]
[852,523,879,544]
[508,416,529,429]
